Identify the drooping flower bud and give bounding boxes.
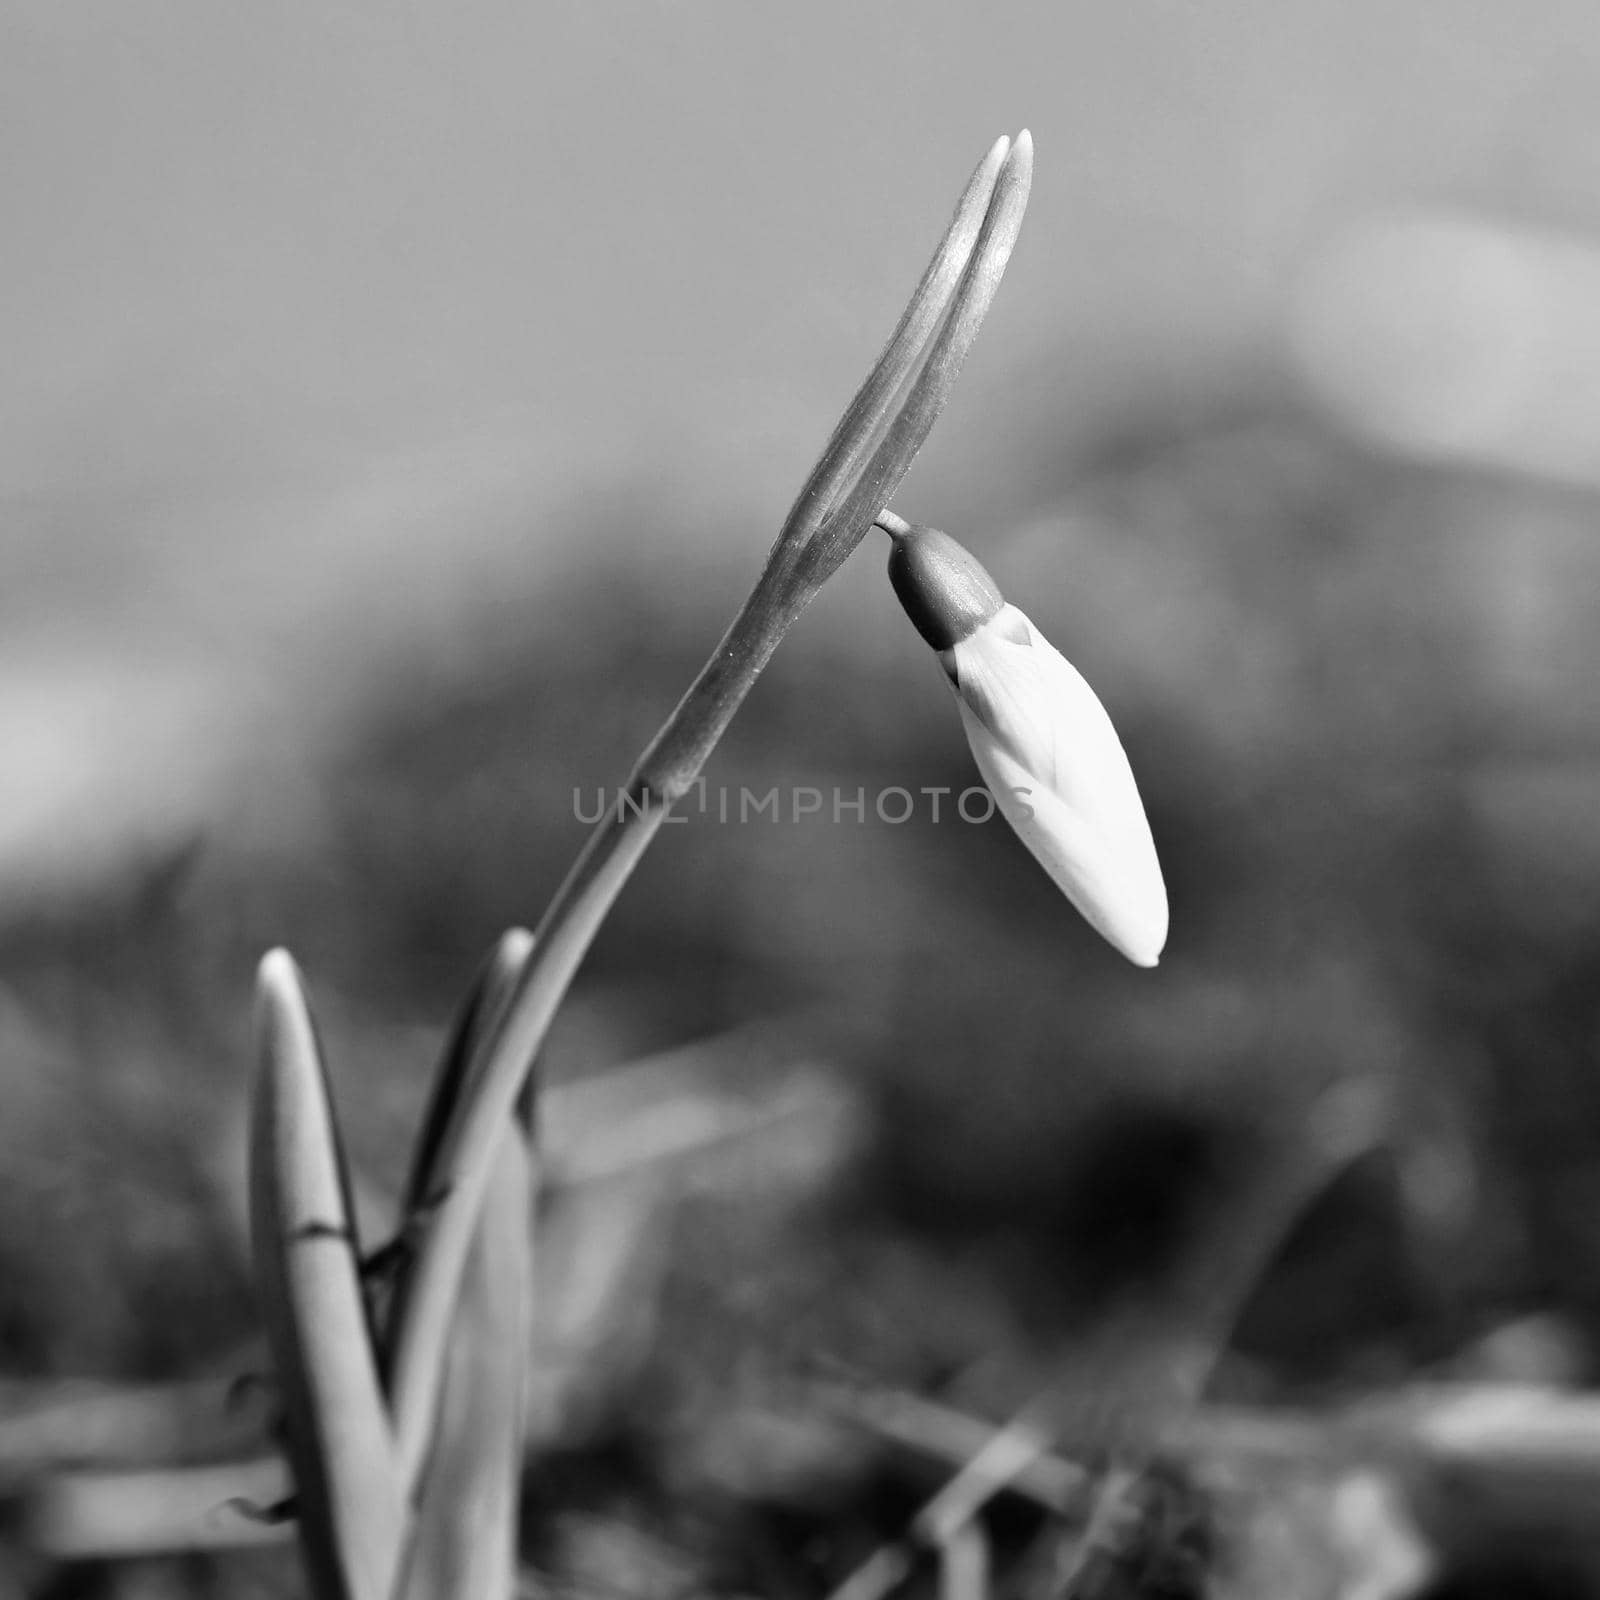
[882,515,1168,967]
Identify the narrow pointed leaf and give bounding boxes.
[399,928,535,1222]
[384,931,534,1509]
[389,929,537,1596]
[249,949,408,1600]
[401,1113,534,1599]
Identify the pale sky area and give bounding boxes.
[6,0,1600,891]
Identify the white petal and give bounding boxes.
[949,606,1168,966]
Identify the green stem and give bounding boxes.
[384,129,1034,1493]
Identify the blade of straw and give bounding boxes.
[939,1519,990,1600]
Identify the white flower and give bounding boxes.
[883,516,1168,967]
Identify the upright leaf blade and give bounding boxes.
[398,928,535,1223]
[394,929,538,1598]
[401,1115,534,1599]
[249,949,408,1600]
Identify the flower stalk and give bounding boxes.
[381,130,1035,1492]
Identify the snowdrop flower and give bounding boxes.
[880,512,1168,966]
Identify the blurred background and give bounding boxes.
[7,1,1600,1594]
